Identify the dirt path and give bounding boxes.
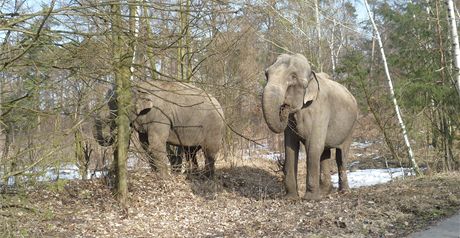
[407,212,460,238]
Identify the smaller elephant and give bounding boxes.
[262,54,358,200]
[93,80,225,178]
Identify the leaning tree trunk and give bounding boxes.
[363,0,421,175]
[446,0,460,97]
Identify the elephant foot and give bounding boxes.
[203,170,215,179]
[171,167,182,173]
[185,168,199,175]
[156,168,170,179]
[148,163,158,172]
[338,184,350,194]
[185,170,202,180]
[303,191,321,201]
[338,188,349,195]
[320,184,334,195]
[284,192,300,201]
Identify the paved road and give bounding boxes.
[407,213,460,238]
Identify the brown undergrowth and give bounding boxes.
[1,158,459,238]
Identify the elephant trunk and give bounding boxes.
[92,112,116,147]
[262,84,289,134]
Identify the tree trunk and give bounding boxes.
[434,0,456,171]
[314,0,323,71]
[178,0,184,81]
[177,0,191,82]
[363,0,421,175]
[111,1,132,207]
[446,0,460,97]
[185,0,192,81]
[142,2,157,79]
[75,127,87,179]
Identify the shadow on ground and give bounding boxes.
[186,165,285,200]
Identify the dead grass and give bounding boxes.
[1,158,460,238]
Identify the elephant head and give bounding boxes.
[262,54,319,133]
[92,85,154,146]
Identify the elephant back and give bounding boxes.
[133,80,224,125]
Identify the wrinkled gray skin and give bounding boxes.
[93,80,225,178]
[262,54,358,200]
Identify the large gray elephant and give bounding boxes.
[262,54,358,200]
[93,80,225,178]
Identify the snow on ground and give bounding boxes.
[3,164,413,189]
[351,141,374,149]
[2,141,412,189]
[241,141,414,189]
[331,168,414,188]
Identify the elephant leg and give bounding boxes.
[147,126,170,178]
[185,146,199,175]
[169,145,183,173]
[284,129,300,199]
[320,149,333,195]
[203,148,217,178]
[139,132,157,171]
[190,146,200,173]
[336,148,349,192]
[304,142,324,201]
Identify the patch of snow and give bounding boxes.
[38,165,107,181]
[243,151,283,161]
[349,161,360,166]
[372,156,383,160]
[351,141,374,149]
[255,144,269,150]
[128,156,139,168]
[331,168,414,188]
[1,164,108,186]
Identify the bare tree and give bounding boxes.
[364,0,421,175]
[111,1,133,206]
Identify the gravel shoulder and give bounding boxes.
[406,212,460,238]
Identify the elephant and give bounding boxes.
[93,80,225,178]
[262,53,358,200]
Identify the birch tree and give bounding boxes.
[446,0,460,97]
[363,0,421,175]
[314,0,323,71]
[177,0,191,82]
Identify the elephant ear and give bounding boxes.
[303,71,320,104]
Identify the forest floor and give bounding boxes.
[1,114,460,237]
[1,158,460,238]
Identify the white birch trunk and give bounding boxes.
[328,19,336,78]
[446,0,460,98]
[363,0,421,174]
[314,0,323,71]
[130,3,140,81]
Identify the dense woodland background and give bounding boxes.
[0,0,459,193]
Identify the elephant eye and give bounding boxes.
[286,73,298,86]
[264,70,269,80]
